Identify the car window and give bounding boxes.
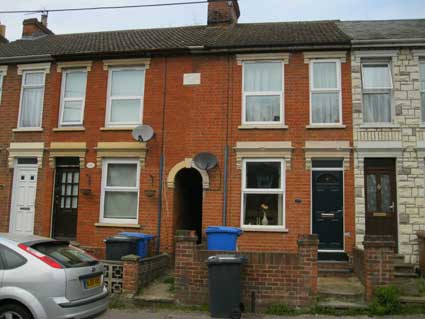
[32,243,97,268]
[0,244,26,269]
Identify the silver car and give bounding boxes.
[0,233,109,319]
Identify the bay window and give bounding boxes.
[100,159,140,224]
[310,60,342,124]
[420,62,425,122]
[241,159,285,230]
[361,63,393,123]
[106,67,145,127]
[242,61,283,124]
[18,71,45,128]
[59,69,87,126]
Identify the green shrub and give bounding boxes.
[265,304,298,315]
[370,285,401,315]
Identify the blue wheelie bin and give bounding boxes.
[206,226,242,251]
[119,232,155,258]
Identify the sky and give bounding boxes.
[1,0,425,41]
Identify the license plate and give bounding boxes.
[84,276,101,289]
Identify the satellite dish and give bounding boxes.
[132,125,154,142]
[193,152,218,171]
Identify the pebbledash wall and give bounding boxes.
[352,48,425,263]
[0,52,354,257]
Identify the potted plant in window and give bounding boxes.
[260,203,269,225]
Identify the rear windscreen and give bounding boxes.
[32,243,98,268]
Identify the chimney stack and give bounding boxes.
[22,16,54,38]
[207,0,240,26]
[0,22,7,43]
[41,13,48,27]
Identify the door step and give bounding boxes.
[318,276,366,309]
[393,256,419,278]
[319,260,353,277]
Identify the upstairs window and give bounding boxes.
[18,71,46,128]
[420,62,425,122]
[59,69,87,126]
[106,67,145,127]
[242,61,283,124]
[361,63,393,123]
[310,60,342,124]
[241,159,285,230]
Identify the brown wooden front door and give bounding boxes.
[364,158,397,247]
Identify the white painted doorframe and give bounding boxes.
[9,161,38,235]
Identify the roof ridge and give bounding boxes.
[341,18,425,23]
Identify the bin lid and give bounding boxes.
[105,236,139,243]
[119,232,155,239]
[206,255,247,264]
[205,226,242,236]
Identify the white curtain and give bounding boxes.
[65,71,86,98]
[20,87,43,127]
[107,164,137,187]
[363,93,391,122]
[244,62,282,92]
[422,93,425,121]
[311,92,339,123]
[111,69,145,96]
[362,65,391,88]
[110,99,140,122]
[104,192,137,219]
[313,62,337,88]
[246,95,280,122]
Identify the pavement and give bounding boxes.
[99,309,425,319]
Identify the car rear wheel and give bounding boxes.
[0,303,32,319]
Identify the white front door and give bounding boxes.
[9,165,38,234]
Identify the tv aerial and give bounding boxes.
[193,152,218,170]
[132,125,155,142]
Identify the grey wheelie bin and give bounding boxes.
[206,255,246,319]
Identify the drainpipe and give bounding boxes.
[156,57,168,253]
[222,145,229,225]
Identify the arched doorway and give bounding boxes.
[174,168,203,243]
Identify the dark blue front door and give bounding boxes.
[312,171,344,251]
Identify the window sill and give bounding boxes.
[241,226,289,233]
[360,123,400,129]
[95,223,141,228]
[53,127,86,132]
[12,128,43,132]
[306,124,346,129]
[238,124,288,130]
[100,127,136,131]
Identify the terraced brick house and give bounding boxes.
[339,20,425,264]
[0,0,356,260]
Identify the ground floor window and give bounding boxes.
[100,158,140,224]
[241,159,285,230]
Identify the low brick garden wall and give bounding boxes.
[174,230,319,308]
[351,235,395,301]
[103,253,170,295]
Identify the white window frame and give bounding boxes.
[309,59,342,125]
[58,68,88,127]
[17,70,46,129]
[361,62,394,124]
[242,61,284,126]
[420,61,425,123]
[0,72,4,104]
[105,66,145,127]
[100,158,140,225]
[241,158,286,232]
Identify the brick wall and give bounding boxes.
[352,247,365,285]
[174,230,319,308]
[0,51,354,257]
[138,253,170,287]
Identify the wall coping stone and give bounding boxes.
[122,254,142,262]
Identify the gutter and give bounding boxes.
[0,54,53,64]
[352,38,425,48]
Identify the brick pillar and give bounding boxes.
[417,231,425,277]
[122,254,141,295]
[175,230,198,304]
[297,234,319,305]
[363,235,395,302]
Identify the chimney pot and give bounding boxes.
[41,13,48,27]
[207,0,240,26]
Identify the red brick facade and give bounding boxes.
[0,51,354,257]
